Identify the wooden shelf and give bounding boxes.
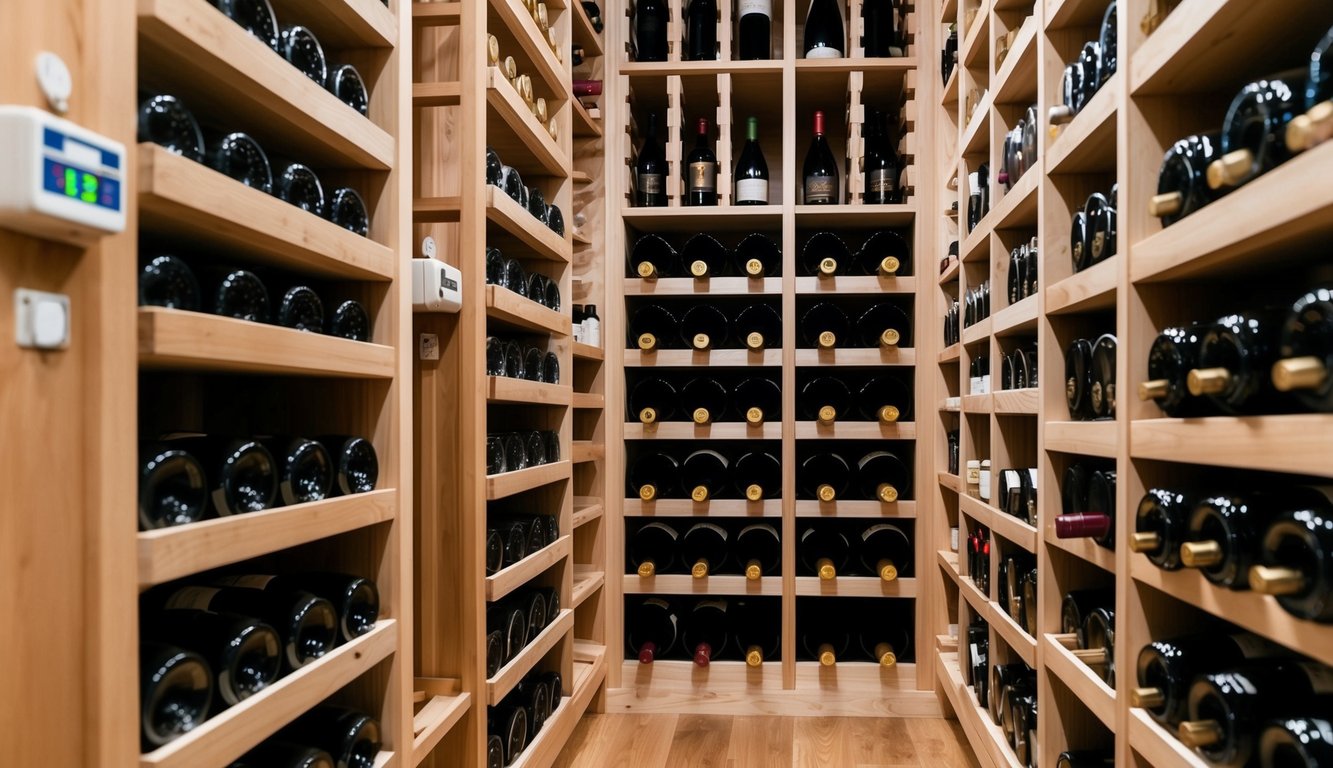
[992,16,1038,104]
[938,343,961,363]
[1046,75,1119,175]
[571,566,604,608]
[960,95,991,159]
[794,276,918,295]
[625,349,783,367]
[624,422,783,439]
[572,497,604,527]
[411,692,471,767]
[959,572,989,617]
[138,0,394,170]
[486,186,572,262]
[138,145,395,281]
[1131,414,1333,478]
[1133,554,1333,668]
[485,284,572,336]
[961,318,991,346]
[992,388,1038,414]
[624,499,783,517]
[1042,634,1116,730]
[961,222,989,264]
[1128,709,1210,768]
[793,500,918,518]
[572,230,594,246]
[1044,420,1116,458]
[793,576,918,598]
[486,535,572,602]
[1130,140,1333,284]
[793,348,916,367]
[571,170,593,185]
[572,441,604,463]
[935,651,1024,768]
[624,574,784,596]
[138,489,397,589]
[624,277,782,296]
[960,494,1037,553]
[938,472,962,494]
[621,60,785,76]
[792,204,917,227]
[989,600,1036,668]
[940,397,961,413]
[937,549,961,583]
[486,460,572,500]
[938,258,960,284]
[487,609,574,705]
[573,98,604,138]
[570,0,603,57]
[412,2,462,30]
[988,165,1040,231]
[793,421,916,439]
[620,206,783,231]
[960,393,992,413]
[412,195,463,223]
[959,3,989,72]
[487,0,566,100]
[413,81,462,107]
[486,68,570,178]
[139,620,397,768]
[572,342,604,361]
[992,294,1038,337]
[486,376,573,406]
[572,391,604,409]
[508,643,607,768]
[1044,527,1117,573]
[1046,259,1118,315]
[280,0,398,48]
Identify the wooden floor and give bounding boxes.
[553,714,981,768]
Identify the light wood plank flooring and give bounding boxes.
[554,714,980,768]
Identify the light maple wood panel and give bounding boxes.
[487,610,574,705]
[411,693,471,767]
[486,535,572,602]
[486,284,573,336]
[1041,634,1115,730]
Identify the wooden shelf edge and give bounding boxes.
[992,388,1039,414]
[1045,75,1119,175]
[485,284,573,336]
[486,536,572,602]
[138,489,397,588]
[1044,528,1117,573]
[987,601,1037,668]
[411,692,471,767]
[793,576,918,598]
[487,609,575,706]
[793,500,919,518]
[486,376,573,406]
[626,348,784,367]
[572,441,605,463]
[505,643,607,768]
[572,342,605,361]
[625,498,783,517]
[624,421,783,440]
[571,568,605,608]
[486,187,572,263]
[1042,634,1116,729]
[1045,258,1119,315]
[1130,414,1333,478]
[1128,708,1211,768]
[1044,420,1117,458]
[572,497,604,528]
[571,391,604,409]
[486,461,572,500]
[486,68,571,177]
[935,650,1023,768]
[488,0,566,99]
[624,574,784,596]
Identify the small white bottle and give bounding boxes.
[979,459,992,502]
[584,304,600,347]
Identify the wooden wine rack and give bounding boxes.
[931,0,1333,765]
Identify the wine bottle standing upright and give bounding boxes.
[685,0,718,60]
[803,0,845,58]
[634,0,669,61]
[863,110,899,204]
[803,110,840,204]
[636,114,668,207]
[686,118,719,205]
[737,0,772,59]
[734,117,770,205]
[862,0,901,57]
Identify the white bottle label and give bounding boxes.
[739,0,771,17]
[165,586,221,611]
[979,468,991,501]
[586,317,601,346]
[806,46,843,58]
[736,178,769,203]
[950,527,960,551]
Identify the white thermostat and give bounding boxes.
[412,258,463,313]
[0,105,127,244]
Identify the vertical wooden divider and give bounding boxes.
[716,73,734,207]
[780,0,801,694]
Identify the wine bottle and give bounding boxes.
[682,599,729,666]
[734,233,781,277]
[630,377,680,424]
[801,231,851,277]
[1131,487,1192,570]
[208,132,273,194]
[1055,751,1115,768]
[163,436,277,517]
[488,603,528,664]
[138,93,206,163]
[1134,631,1289,728]
[634,0,669,61]
[1208,70,1306,190]
[326,63,370,116]
[735,302,782,350]
[631,303,679,351]
[269,572,380,642]
[202,267,269,323]
[635,114,668,207]
[542,669,564,711]
[1060,588,1113,647]
[686,118,718,206]
[1082,606,1116,685]
[139,254,202,311]
[627,519,678,581]
[800,622,851,665]
[318,435,379,496]
[1259,718,1333,767]
[1065,337,1096,420]
[488,703,528,765]
[681,377,729,424]
[1139,324,1212,417]
[737,0,771,59]
[629,451,680,500]
[685,0,718,60]
[732,599,778,666]
[803,0,845,58]
[859,523,911,580]
[1150,133,1222,226]
[735,523,780,579]
[681,522,729,578]
[517,675,551,736]
[143,609,281,708]
[1188,309,1291,415]
[734,117,770,204]
[734,451,781,501]
[213,0,279,49]
[682,448,730,502]
[160,583,337,670]
[800,376,852,424]
[681,303,729,350]
[854,230,911,278]
[802,110,840,204]
[274,285,324,332]
[862,0,901,57]
[799,451,851,502]
[572,80,603,98]
[140,642,213,749]
[485,527,505,575]
[857,450,909,503]
[521,590,548,640]
[681,232,730,278]
[1287,26,1333,153]
[258,437,331,507]
[800,525,851,579]
[858,376,911,423]
[800,302,851,349]
[279,25,327,85]
[734,377,781,426]
[857,302,911,348]
[1273,287,1333,411]
[1083,190,1117,266]
[139,443,208,531]
[1179,662,1333,766]
[1181,489,1330,589]
[1251,500,1333,621]
[628,597,678,663]
[273,162,326,217]
[280,706,382,768]
[231,741,335,768]
[859,621,910,666]
[863,110,899,204]
[1056,470,1116,548]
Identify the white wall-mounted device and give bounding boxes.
[412,237,463,313]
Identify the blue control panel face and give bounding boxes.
[40,127,122,212]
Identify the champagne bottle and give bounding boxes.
[318,435,379,495]
[160,583,337,670]
[1179,662,1333,766]
[628,597,678,663]
[858,375,911,422]
[685,118,718,206]
[800,525,850,579]
[634,0,669,61]
[800,302,851,349]
[734,117,770,205]
[280,706,382,768]
[1131,487,1192,570]
[1208,70,1306,190]
[734,377,781,426]
[1139,324,1212,417]
[164,436,277,517]
[857,302,911,348]
[143,609,281,708]
[231,741,334,768]
[684,599,729,666]
[799,452,851,502]
[631,303,679,351]
[681,232,729,278]
[800,376,851,424]
[208,132,273,194]
[735,302,782,350]
[734,233,781,277]
[139,642,213,750]
[1251,500,1333,621]
[1150,133,1222,226]
[685,0,718,60]
[681,303,729,350]
[635,114,668,207]
[629,451,681,501]
[1259,718,1333,767]
[682,522,729,577]
[803,0,845,58]
[734,451,781,501]
[139,443,208,530]
[857,450,909,503]
[630,376,680,424]
[328,187,370,237]
[736,523,780,579]
[139,254,201,311]
[682,448,730,502]
[681,376,729,424]
[1273,287,1333,411]
[802,110,840,204]
[862,0,900,57]
[859,522,911,580]
[801,231,851,277]
[732,599,778,666]
[854,229,911,277]
[737,0,772,60]
[137,93,205,163]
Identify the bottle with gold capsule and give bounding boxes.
[630,303,677,351]
[682,449,729,503]
[799,525,850,580]
[854,230,911,277]
[857,450,909,504]
[735,523,779,580]
[628,521,678,577]
[857,302,910,348]
[800,376,851,426]
[629,233,678,279]
[734,451,780,502]
[1181,488,1332,589]
[1250,495,1333,621]
[734,233,781,277]
[732,600,778,667]
[858,375,911,423]
[1139,324,1213,417]
[1150,133,1221,227]
[735,302,781,350]
[629,451,680,501]
[801,231,850,277]
[534,97,548,124]
[680,304,729,350]
[629,377,679,424]
[681,376,728,425]
[487,34,501,67]
[680,233,729,279]
[1288,27,1333,152]
[1132,487,1193,570]
[800,302,850,350]
[1207,70,1305,191]
[1179,661,1333,766]
[1187,308,1291,415]
[800,619,850,666]
[860,625,910,667]
[1273,286,1333,411]
[502,56,518,83]
[681,522,728,578]
[734,377,780,427]
[800,452,850,503]
[858,523,910,580]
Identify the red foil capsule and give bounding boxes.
[1055,512,1112,539]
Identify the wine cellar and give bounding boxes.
[6,0,1333,766]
